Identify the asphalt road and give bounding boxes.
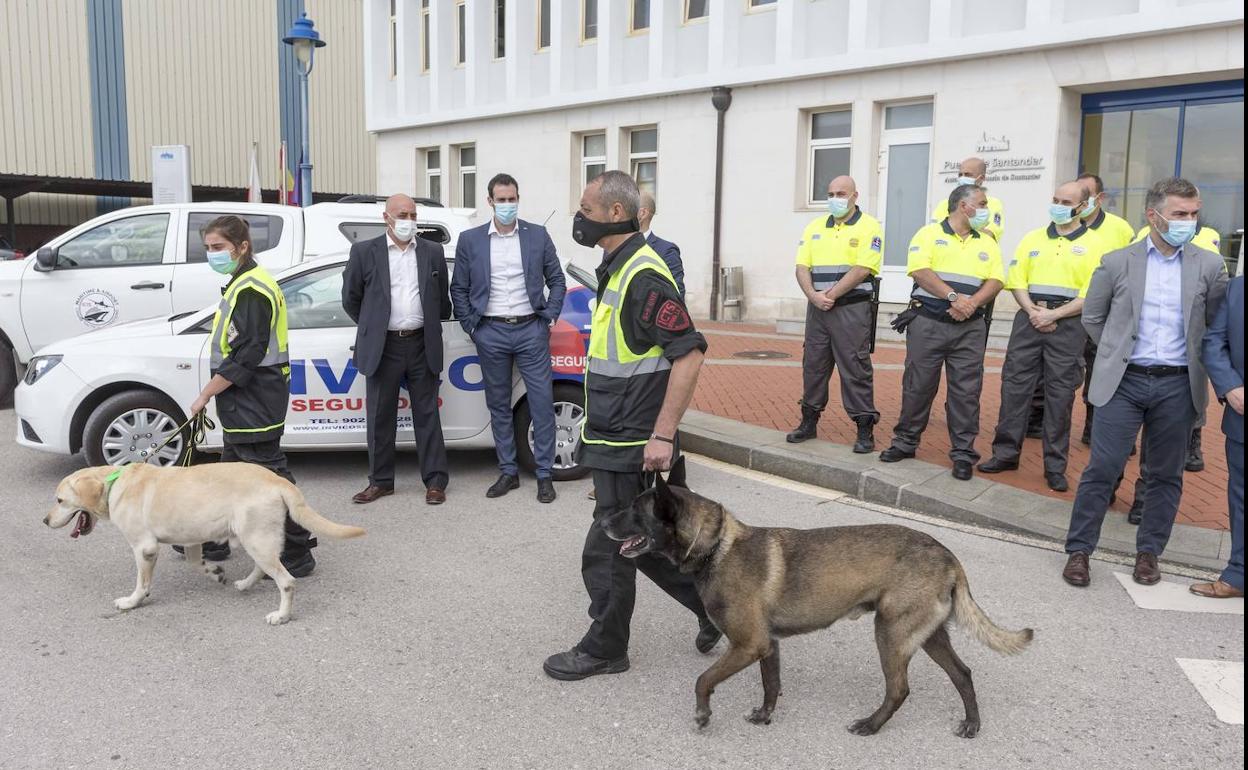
[0,408,1242,770]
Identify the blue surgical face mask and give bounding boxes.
[1080,198,1099,219]
[494,202,519,226]
[1049,203,1076,226]
[1160,217,1197,248]
[826,197,852,218]
[206,249,238,275]
[957,175,978,187]
[970,207,991,231]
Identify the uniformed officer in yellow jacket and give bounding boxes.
[978,180,1108,492]
[787,175,882,452]
[185,215,315,577]
[881,185,1005,480]
[931,157,1005,241]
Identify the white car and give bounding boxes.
[14,256,599,481]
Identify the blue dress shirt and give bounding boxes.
[1130,235,1188,366]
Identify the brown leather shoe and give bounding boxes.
[425,487,446,505]
[1062,552,1091,587]
[1132,552,1161,585]
[352,485,394,504]
[1189,579,1244,598]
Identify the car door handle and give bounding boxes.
[130,281,166,290]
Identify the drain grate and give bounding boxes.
[732,350,792,360]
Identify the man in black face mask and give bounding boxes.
[543,171,720,681]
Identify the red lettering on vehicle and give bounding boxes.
[291,399,306,412]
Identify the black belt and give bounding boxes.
[1029,297,1073,309]
[834,293,872,307]
[387,327,424,338]
[1126,363,1188,377]
[483,313,538,325]
[912,300,984,324]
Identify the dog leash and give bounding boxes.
[112,411,215,471]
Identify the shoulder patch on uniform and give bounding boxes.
[810,233,822,240]
[870,236,882,252]
[909,245,921,252]
[1008,259,1019,268]
[993,213,1002,225]
[798,240,804,246]
[935,239,949,247]
[655,300,691,332]
[1028,249,1040,257]
[639,289,661,324]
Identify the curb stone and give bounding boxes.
[678,410,1226,574]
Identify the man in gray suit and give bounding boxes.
[1062,178,1228,588]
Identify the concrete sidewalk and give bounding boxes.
[678,409,1231,573]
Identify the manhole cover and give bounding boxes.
[732,350,791,360]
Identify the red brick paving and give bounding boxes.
[693,320,1231,531]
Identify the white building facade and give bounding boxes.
[365,0,1244,318]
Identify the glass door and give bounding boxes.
[877,102,933,303]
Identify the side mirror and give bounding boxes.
[34,247,57,272]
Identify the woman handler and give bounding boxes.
[185,215,315,576]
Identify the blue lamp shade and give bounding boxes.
[282,13,327,48]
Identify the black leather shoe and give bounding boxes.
[878,447,915,463]
[951,461,973,481]
[977,457,1019,474]
[542,647,630,681]
[1185,428,1205,472]
[537,478,557,504]
[1127,499,1143,525]
[695,617,722,654]
[1045,472,1069,492]
[282,551,316,578]
[486,474,520,498]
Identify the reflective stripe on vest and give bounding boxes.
[810,265,874,294]
[912,271,985,299]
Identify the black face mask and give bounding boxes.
[572,211,639,248]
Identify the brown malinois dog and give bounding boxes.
[600,458,1033,737]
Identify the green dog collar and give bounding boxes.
[104,467,125,495]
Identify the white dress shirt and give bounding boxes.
[1129,235,1187,366]
[387,234,424,330]
[485,220,534,316]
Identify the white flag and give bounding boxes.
[247,141,262,203]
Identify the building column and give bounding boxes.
[709,0,741,71]
[846,0,870,53]
[775,0,809,63]
[928,0,953,43]
[550,0,572,95]
[649,0,677,80]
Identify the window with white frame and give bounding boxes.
[685,0,708,22]
[631,0,650,32]
[388,0,398,78]
[458,145,477,208]
[494,0,506,58]
[582,0,598,41]
[580,133,606,187]
[629,127,658,195]
[420,0,431,72]
[748,0,777,8]
[423,148,442,204]
[807,109,852,206]
[455,0,466,66]
[538,0,551,49]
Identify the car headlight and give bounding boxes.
[24,355,63,385]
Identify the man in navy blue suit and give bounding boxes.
[1193,273,1243,598]
[451,173,567,503]
[638,191,685,297]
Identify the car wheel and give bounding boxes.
[0,338,16,408]
[82,390,191,467]
[514,381,589,481]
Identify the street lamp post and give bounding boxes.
[282,13,326,207]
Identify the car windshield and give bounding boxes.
[566,263,597,292]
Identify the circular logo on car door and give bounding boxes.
[75,289,119,327]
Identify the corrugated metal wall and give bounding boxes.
[0,0,95,178]
[306,0,376,196]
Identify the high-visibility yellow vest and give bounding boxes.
[581,243,677,448]
[210,264,290,436]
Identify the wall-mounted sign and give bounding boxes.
[151,145,192,204]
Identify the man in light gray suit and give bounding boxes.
[1062,177,1228,588]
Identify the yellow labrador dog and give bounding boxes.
[45,463,366,625]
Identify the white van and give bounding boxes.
[0,199,472,402]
